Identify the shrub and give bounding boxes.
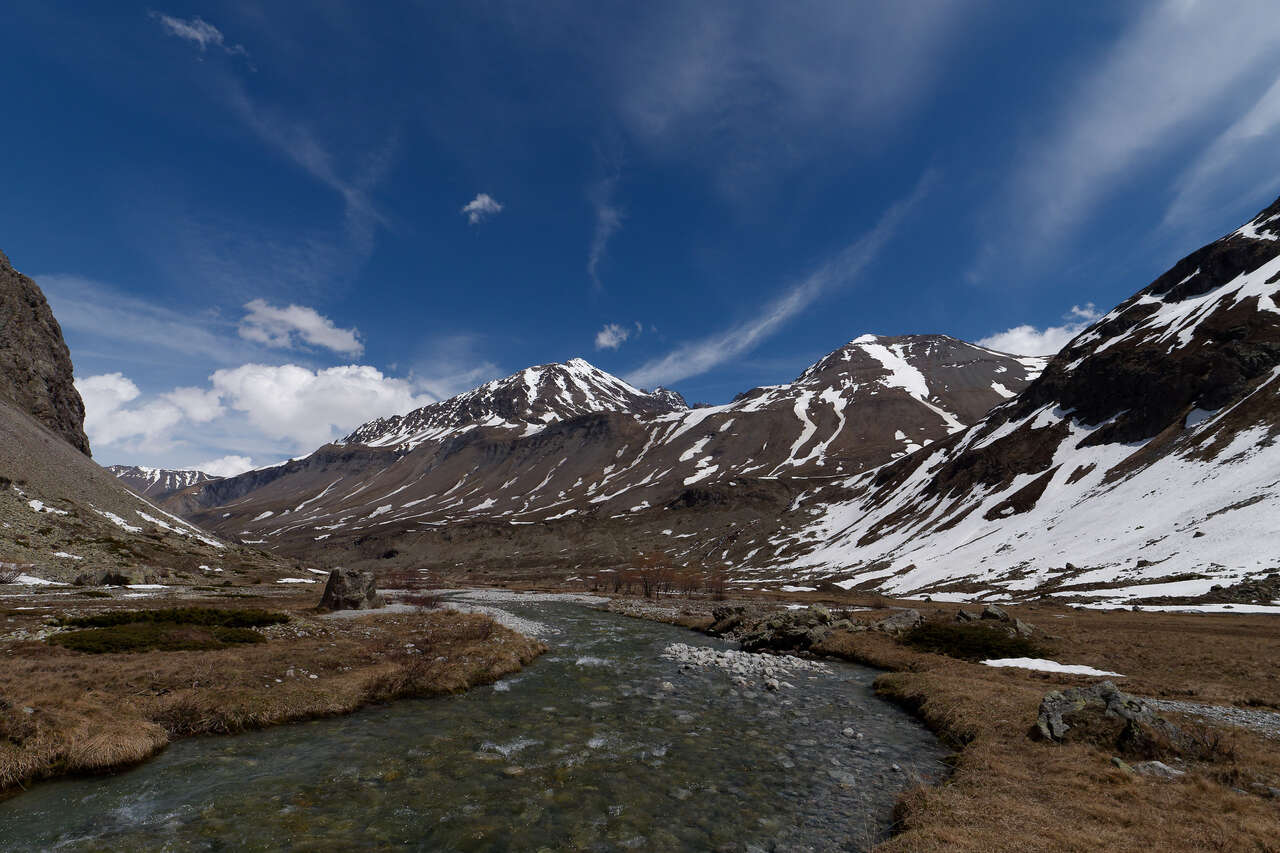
[50,622,266,654]
[58,607,288,629]
[0,568,21,585]
[901,621,1047,662]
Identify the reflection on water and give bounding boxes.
[0,595,948,852]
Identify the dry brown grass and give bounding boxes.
[0,604,544,798]
[813,604,1280,852]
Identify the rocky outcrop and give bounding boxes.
[318,567,383,611]
[0,251,90,455]
[1036,681,1187,758]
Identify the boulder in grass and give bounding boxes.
[318,567,383,611]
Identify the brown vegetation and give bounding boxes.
[809,604,1280,852]
[0,602,544,798]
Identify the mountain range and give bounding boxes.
[60,194,1280,603]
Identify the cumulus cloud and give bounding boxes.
[151,12,249,59]
[238,299,364,356]
[78,363,433,465]
[594,323,633,350]
[627,176,929,387]
[195,455,256,478]
[76,373,191,447]
[461,193,504,224]
[977,304,1101,356]
[209,363,431,448]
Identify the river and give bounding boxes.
[0,591,948,851]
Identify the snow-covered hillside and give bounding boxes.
[759,197,1280,602]
[107,465,219,499]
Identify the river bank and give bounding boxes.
[0,591,544,799]
[594,591,1280,852]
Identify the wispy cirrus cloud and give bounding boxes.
[150,11,251,63]
[238,299,363,356]
[627,175,931,387]
[974,0,1280,277]
[587,176,623,290]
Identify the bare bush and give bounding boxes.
[0,565,23,585]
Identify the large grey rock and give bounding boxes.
[318,567,383,611]
[874,609,923,634]
[1036,681,1185,757]
[981,604,1009,622]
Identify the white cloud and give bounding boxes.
[977,304,1101,356]
[151,12,249,59]
[238,299,364,355]
[980,0,1280,272]
[607,1,969,197]
[76,373,187,447]
[210,363,431,448]
[78,363,433,466]
[594,323,632,350]
[627,176,928,387]
[587,178,623,290]
[461,193,504,225]
[195,455,256,478]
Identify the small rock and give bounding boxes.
[1110,756,1135,774]
[660,681,675,692]
[764,678,780,692]
[841,727,856,738]
[1132,760,1185,780]
[955,609,978,622]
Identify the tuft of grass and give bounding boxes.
[901,621,1047,662]
[58,607,288,630]
[50,623,266,654]
[75,590,112,599]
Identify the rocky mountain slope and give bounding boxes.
[162,337,1041,571]
[0,252,293,584]
[0,251,90,455]
[107,465,220,500]
[755,196,1280,603]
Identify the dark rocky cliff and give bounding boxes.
[0,250,91,455]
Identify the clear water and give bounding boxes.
[0,595,948,852]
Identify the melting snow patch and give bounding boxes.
[277,577,316,584]
[252,511,275,522]
[28,499,69,515]
[780,585,817,593]
[52,552,83,560]
[13,574,65,586]
[95,509,142,533]
[982,658,1124,677]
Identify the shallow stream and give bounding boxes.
[0,592,948,851]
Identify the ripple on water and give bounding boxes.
[0,595,950,852]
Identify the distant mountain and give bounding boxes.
[759,195,1280,602]
[341,358,687,448]
[161,337,1041,572]
[107,465,220,500]
[0,251,90,455]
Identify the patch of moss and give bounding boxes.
[901,621,1047,662]
[50,623,266,654]
[58,607,288,629]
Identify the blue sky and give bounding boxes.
[5,1,1280,474]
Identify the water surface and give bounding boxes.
[0,593,947,851]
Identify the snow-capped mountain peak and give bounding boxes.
[341,358,687,449]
